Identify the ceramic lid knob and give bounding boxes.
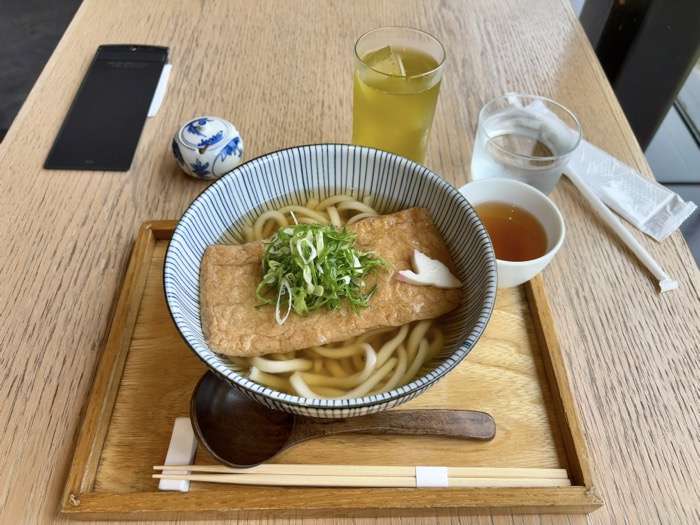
[172,116,244,180]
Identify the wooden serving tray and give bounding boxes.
[62,221,603,520]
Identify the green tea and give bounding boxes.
[352,46,442,164]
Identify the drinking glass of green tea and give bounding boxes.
[352,27,445,165]
[470,93,581,195]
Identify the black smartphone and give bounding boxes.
[44,44,169,171]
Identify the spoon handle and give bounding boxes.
[296,409,496,442]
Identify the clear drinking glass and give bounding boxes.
[470,93,582,194]
[352,27,445,165]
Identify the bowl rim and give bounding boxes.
[164,143,497,410]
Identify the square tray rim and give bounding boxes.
[61,220,603,520]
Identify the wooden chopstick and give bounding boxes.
[153,472,570,488]
[152,464,571,488]
[154,464,569,479]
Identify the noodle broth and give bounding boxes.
[215,190,452,400]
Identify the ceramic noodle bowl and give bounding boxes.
[164,144,497,418]
[172,116,244,180]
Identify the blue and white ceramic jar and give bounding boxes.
[172,116,244,180]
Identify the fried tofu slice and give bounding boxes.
[199,207,462,357]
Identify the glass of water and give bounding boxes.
[470,93,582,194]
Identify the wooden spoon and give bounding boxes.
[190,371,496,468]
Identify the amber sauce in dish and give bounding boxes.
[473,201,547,262]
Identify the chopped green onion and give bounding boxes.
[275,277,292,325]
[255,223,389,324]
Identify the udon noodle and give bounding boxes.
[226,194,445,399]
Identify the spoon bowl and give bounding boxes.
[191,371,496,468]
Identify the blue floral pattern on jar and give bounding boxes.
[173,116,244,180]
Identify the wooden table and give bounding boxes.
[0,0,698,523]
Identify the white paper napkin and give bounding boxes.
[565,140,696,241]
[524,97,697,241]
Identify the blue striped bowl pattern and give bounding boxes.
[164,144,497,418]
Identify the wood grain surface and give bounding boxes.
[0,0,698,523]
